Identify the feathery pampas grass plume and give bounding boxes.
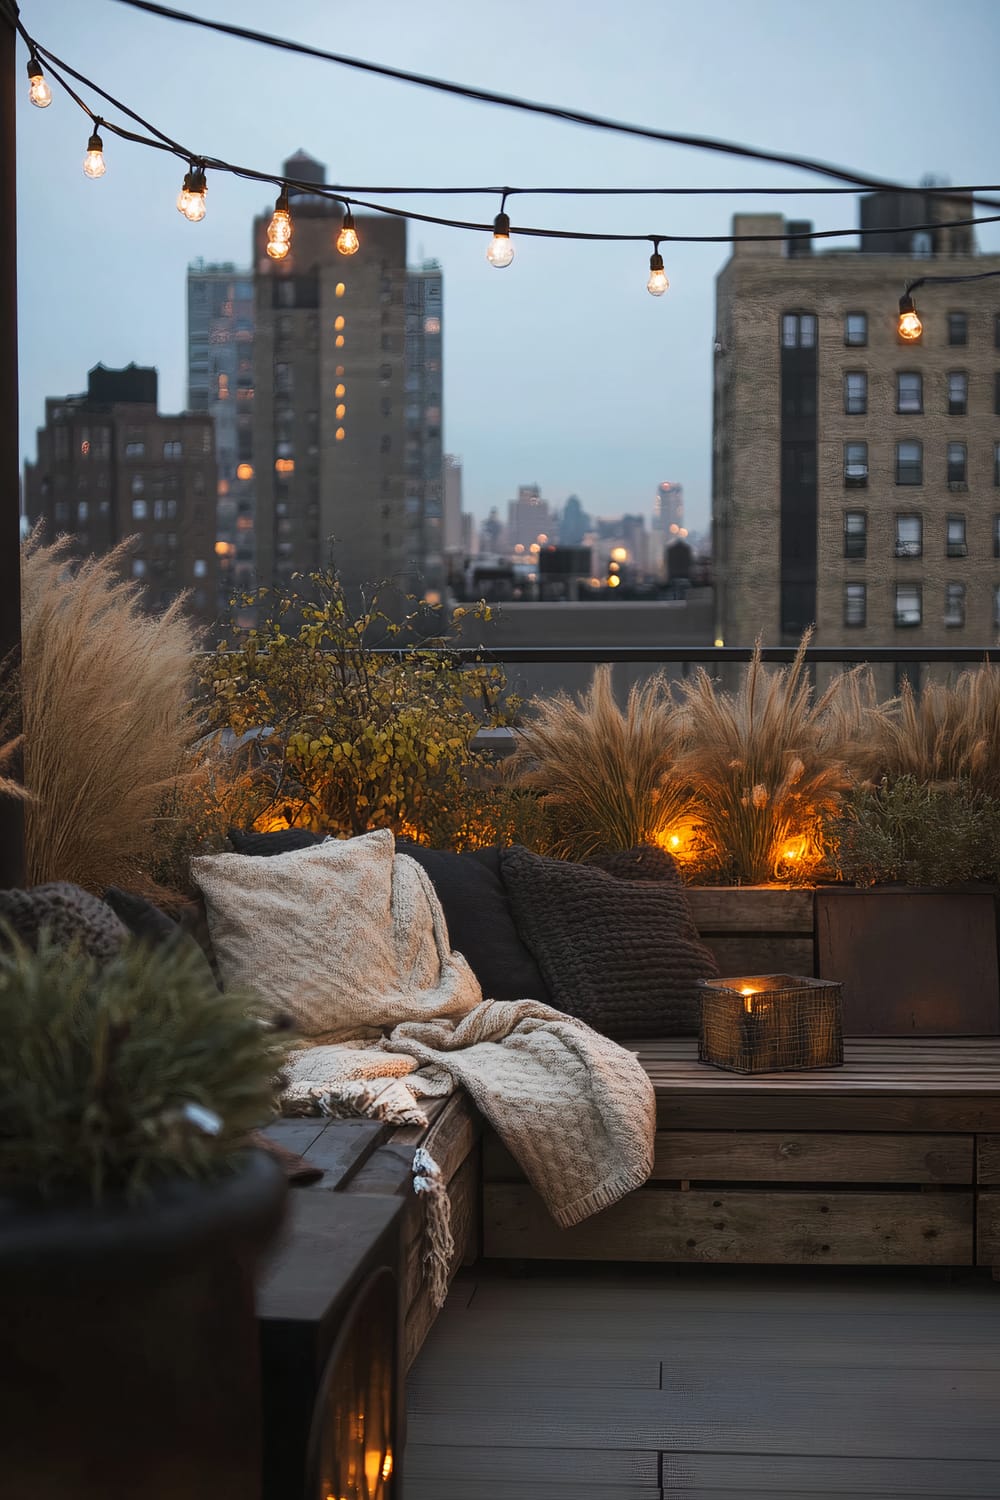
[11,530,199,891]
[508,665,696,861]
[850,666,1000,797]
[675,634,855,884]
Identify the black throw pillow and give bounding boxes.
[104,887,223,989]
[396,842,551,1005]
[498,845,718,1039]
[228,827,326,858]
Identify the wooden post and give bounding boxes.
[0,8,24,887]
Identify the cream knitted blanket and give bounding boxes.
[194,833,656,1297]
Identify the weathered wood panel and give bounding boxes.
[976,1189,1000,1269]
[976,1135,1000,1184]
[686,886,815,933]
[657,1093,1000,1132]
[815,889,1000,1036]
[701,934,815,976]
[483,1183,974,1265]
[650,1130,973,1183]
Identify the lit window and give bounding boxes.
[193,559,207,578]
[334,315,345,331]
[843,583,866,627]
[335,404,346,419]
[895,514,922,558]
[424,316,441,334]
[132,499,148,520]
[335,335,345,348]
[894,583,922,627]
[844,511,867,558]
[236,463,254,480]
[946,515,967,558]
[947,371,968,415]
[335,383,346,397]
[335,365,345,377]
[335,282,346,298]
[132,558,147,578]
[335,427,345,442]
[274,458,295,474]
[896,372,922,413]
[944,582,966,628]
[80,440,91,457]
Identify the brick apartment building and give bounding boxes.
[712,191,1000,688]
[24,363,217,627]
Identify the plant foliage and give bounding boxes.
[830,776,1000,888]
[850,668,1000,797]
[0,933,288,1202]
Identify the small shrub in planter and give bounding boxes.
[0,932,290,1499]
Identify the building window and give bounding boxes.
[947,442,967,485]
[995,514,1000,558]
[132,499,147,520]
[780,313,816,348]
[895,583,922,628]
[334,315,345,331]
[895,441,923,485]
[944,582,966,628]
[896,372,922,413]
[947,311,968,346]
[335,334,345,348]
[844,371,867,415]
[335,427,345,442]
[844,312,867,347]
[844,583,867,627]
[132,558,147,578]
[844,443,868,488]
[996,314,1000,349]
[335,282,346,298]
[53,501,69,523]
[844,510,867,559]
[131,475,144,496]
[76,501,88,522]
[124,441,144,458]
[193,559,207,578]
[995,373,1000,416]
[895,514,922,558]
[946,515,967,557]
[947,371,968,415]
[424,316,442,335]
[995,442,1000,486]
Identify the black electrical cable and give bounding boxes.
[105,0,1000,208]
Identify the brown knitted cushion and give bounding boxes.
[498,845,717,1038]
[0,883,128,961]
[591,845,684,885]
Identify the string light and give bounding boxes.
[26,53,52,107]
[336,207,360,255]
[266,186,292,259]
[486,204,514,268]
[646,240,669,297]
[897,291,922,341]
[82,124,106,179]
[177,164,207,221]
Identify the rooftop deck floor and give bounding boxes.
[405,1262,1000,1499]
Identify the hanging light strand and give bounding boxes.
[646,238,669,296]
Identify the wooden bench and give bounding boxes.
[483,1037,1000,1274]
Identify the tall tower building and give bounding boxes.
[187,260,256,616]
[404,262,445,597]
[712,193,1000,684]
[252,152,407,596]
[443,454,463,555]
[23,364,217,626]
[653,481,684,535]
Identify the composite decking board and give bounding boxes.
[404,1484,662,1500]
[407,1354,663,1392]
[660,1452,1000,1496]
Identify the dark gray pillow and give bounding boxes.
[0,882,127,962]
[227,827,325,858]
[498,845,718,1038]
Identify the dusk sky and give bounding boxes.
[16,0,1000,535]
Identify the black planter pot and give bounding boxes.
[0,1149,288,1500]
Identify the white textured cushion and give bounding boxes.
[191,829,481,1040]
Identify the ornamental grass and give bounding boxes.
[9,531,199,892]
[674,636,856,884]
[507,665,696,861]
[849,666,1000,798]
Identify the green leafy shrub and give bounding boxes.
[0,935,289,1202]
[831,776,1000,887]
[200,569,513,846]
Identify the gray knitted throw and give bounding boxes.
[499,845,718,1038]
[0,882,128,961]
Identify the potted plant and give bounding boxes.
[0,929,290,1500]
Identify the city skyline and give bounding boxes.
[16,0,1000,537]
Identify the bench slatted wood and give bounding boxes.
[483,1037,1000,1274]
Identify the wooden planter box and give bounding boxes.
[815,888,1000,1036]
[685,886,815,977]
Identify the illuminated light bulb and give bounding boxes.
[669,834,681,849]
[266,187,292,258]
[607,574,621,588]
[486,210,514,268]
[897,292,922,341]
[336,209,360,255]
[647,250,669,297]
[713,637,724,648]
[27,55,52,108]
[83,129,106,179]
[178,167,207,222]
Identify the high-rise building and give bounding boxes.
[712,194,1000,681]
[404,262,445,597]
[559,494,591,546]
[507,484,554,551]
[252,152,408,597]
[187,260,256,616]
[23,364,217,625]
[443,454,463,554]
[653,481,684,535]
